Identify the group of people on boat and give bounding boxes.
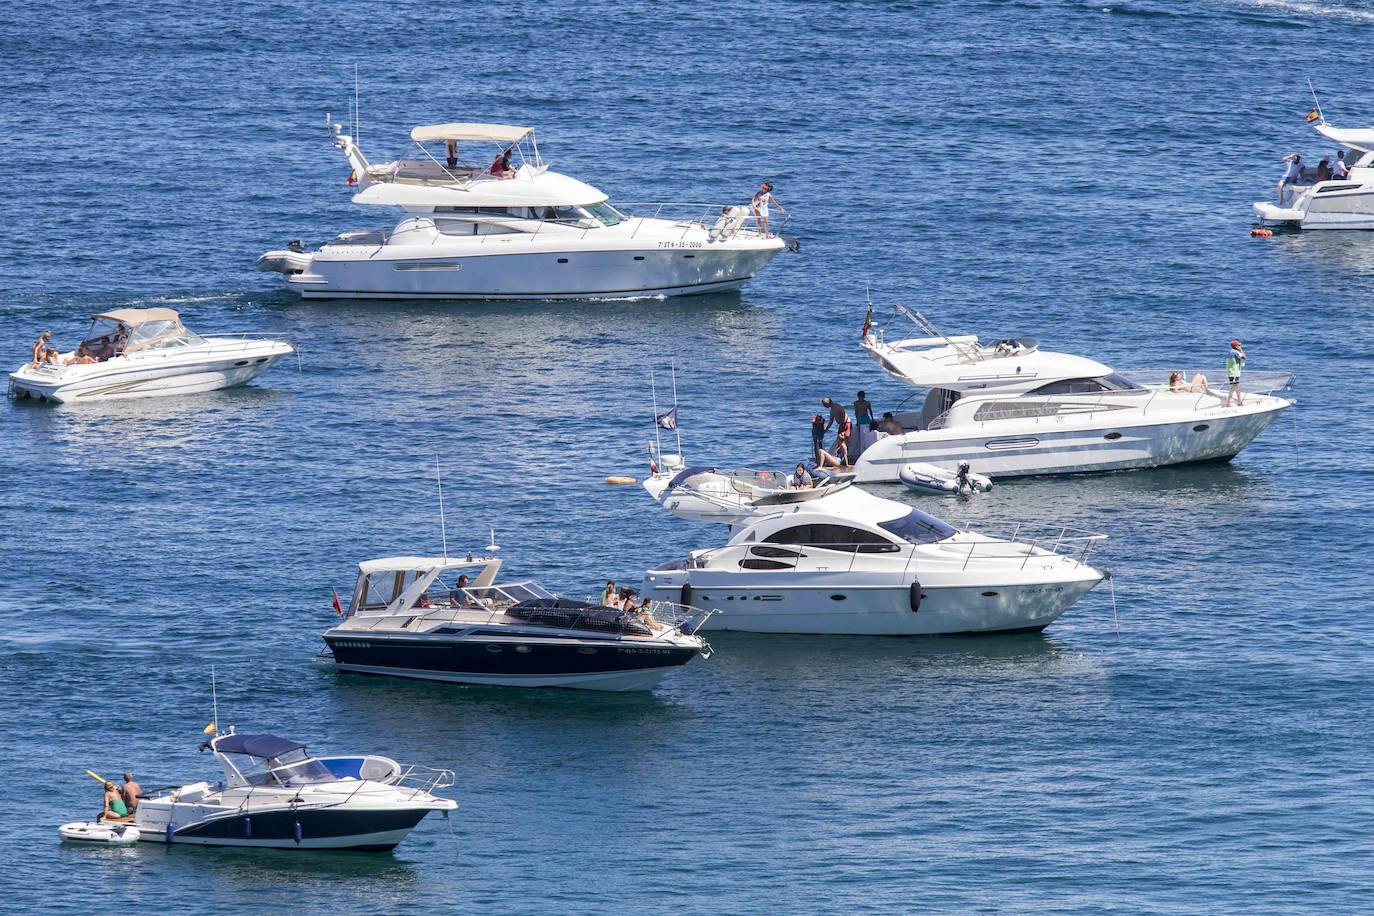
[96,772,141,824]
[29,329,122,369]
[600,581,659,626]
[810,391,902,470]
[1165,340,1248,406]
[1277,150,1352,203]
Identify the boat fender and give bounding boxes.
[244,816,252,839]
[1250,228,1273,238]
[294,820,302,845]
[681,583,694,609]
[909,580,923,614]
[606,476,637,485]
[166,822,174,844]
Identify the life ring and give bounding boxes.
[1250,228,1273,238]
[606,476,637,485]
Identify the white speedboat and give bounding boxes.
[258,120,789,300]
[66,728,457,851]
[323,553,711,691]
[850,311,1294,482]
[642,483,1105,636]
[1252,120,1374,229]
[8,308,293,404]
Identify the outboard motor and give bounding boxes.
[287,240,306,253]
[955,462,972,496]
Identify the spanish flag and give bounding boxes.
[332,589,344,616]
[203,721,217,735]
[1305,108,1322,125]
[345,169,358,186]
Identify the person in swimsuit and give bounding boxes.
[98,781,132,823]
[121,772,142,813]
[446,139,458,170]
[31,330,52,368]
[751,182,785,238]
[602,580,617,606]
[490,148,515,179]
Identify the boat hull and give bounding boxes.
[853,399,1291,482]
[283,244,783,300]
[1253,186,1374,229]
[323,633,700,691]
[9,346,291,404]
[641,578,1100,636]
[135,805,433,851]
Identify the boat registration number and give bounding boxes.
[658,241,702,249]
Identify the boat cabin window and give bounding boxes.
[1027,374,1142,396]
[919,388,960,430]
[878,509,957,545]
[357,570,421,612]
[268,750,336,786]
[584,201,626,226]
[763,524,901,553]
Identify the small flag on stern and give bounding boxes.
[203,722,216,735]
[332,589,344,616]
[1306,108,1322,125]
[862,304,874,339]
[656,407,678,431]
[346,169,358,186]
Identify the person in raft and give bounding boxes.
[97,781,133,823]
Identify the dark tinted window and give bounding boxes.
[764,524,900,553]
[1027,377,1108,396]
[878,509,957,545]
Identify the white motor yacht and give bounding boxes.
[72,728,457,851]
[642,483,1105,636]
[8,308,293,404]
[1253,120,1374,229]
[258,120,789,300]
[642,454,855,529]
[323,553,711,691]
[848,311,1294,482]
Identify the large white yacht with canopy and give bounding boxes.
[8,308,293,404]
[1252,119,1374,229]
[258,120,789,299]
[848,309,1294,482]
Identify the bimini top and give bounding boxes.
[410,123,532,144]
[727,484,956,544]
[357,555,496,574]
[863,334,1112,390]
[1315,122,1374,153]
[352,168,608,209]
[215,733,306,758]
[93,307,181,325]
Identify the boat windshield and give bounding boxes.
[584,201,625,226]
[878,509,957,545]
[221,748,337,787]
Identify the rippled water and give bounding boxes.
[3,0,1374,911]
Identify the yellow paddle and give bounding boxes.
[85,769,109,785]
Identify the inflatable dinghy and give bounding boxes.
[59,821,141,845]
[898,462,993,496]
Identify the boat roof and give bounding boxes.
[865,336,1111,388]
[1315,122,1374,153]
[357,555,496,574]
[352,169,608,209]
[728,485,920,541]
[411,122,531,144]
[215,733,305,758]
[92,307,181,325]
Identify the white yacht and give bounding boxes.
[82,728,457,851]
[323,553,711,691]
[642,456,854,529]
[642,483,1105,636]
[258,120,789,300]
[1252,120,1374,229]
[8,308,293,404]
[848,312,1294,482]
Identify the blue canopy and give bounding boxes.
[215,733,306,758]
[664,466,714,494]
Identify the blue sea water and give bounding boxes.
[3,0,1374,911]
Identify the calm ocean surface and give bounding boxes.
[3,0,1374,911]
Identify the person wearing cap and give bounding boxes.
[1332,150,1350,180]
[751,181,785,238]
[31,330,53,368]
[1225,340,1247,407]
[1278,154,1302,204]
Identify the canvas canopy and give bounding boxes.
[92,307,181,325]
[215,733,306,758]
[410,123,532,144]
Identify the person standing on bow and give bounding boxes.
[751,182,785,238]
[1225,339,1247,407]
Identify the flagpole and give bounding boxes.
[211,666,219,736]
[1308,78,1325,122]
[650,371,663,463]
[670,361,682,457]
[436,456,448,560]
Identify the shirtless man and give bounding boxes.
[121,772,142,814]
[31,330,52,368]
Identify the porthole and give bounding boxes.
[486,645,503,653]
[234,360,249,367]
[633,256,645,261]
[1104,432,1122,441]
[557,257,569,263]
[981,591,999,597]
[514,645,531,654]
[1193,424,1210,432]
[577,647,596,655]
[255,358,268,364]
[683,254,696,259]
[830,594,846,601]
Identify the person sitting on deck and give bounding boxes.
[66,344,98,365]
[1332,151,1350,180]
[1316,159,1333,183]
[601,580,617,607]
[1168,371,1209,393]
[490,148,516,179]
[878,411,903,436]
[31,330,52,368]
[789,463,813,489]
[816,438,849,469]
[98,781,133,823]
